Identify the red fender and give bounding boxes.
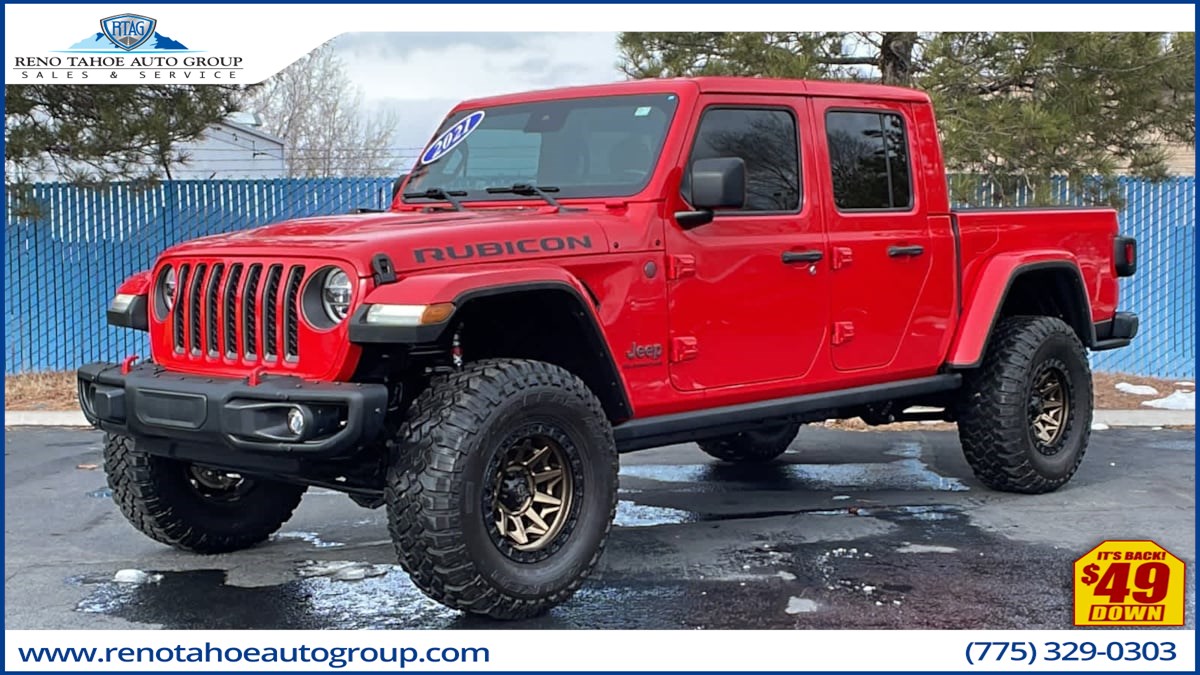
[116,270,152,296]
[947,251,1090,368]
[362,263,632,420]
[361,263,596,308]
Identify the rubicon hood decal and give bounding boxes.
[158,209,613,275]
[413,235,594,264]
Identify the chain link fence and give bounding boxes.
[4,176,1194,378]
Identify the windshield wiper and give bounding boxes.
[402,188,467,211]
[485,183,561,209]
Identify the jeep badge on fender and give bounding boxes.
[79,77,1138,620]
[625,342,664,362]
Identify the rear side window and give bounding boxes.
[825,111,912,210]
[687,108,800,212]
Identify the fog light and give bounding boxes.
[287,407,306,437]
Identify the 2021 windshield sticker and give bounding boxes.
[420,110,485,165]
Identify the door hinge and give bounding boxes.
[667,254,696,280]
[670,336,699,362]
[832,321,856,346]
[832,247,853,270]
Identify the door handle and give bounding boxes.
[782,250,823,264]
[888,245,925,258]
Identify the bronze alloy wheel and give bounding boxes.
[488,434,575,559]
[186,465,252,501]
[1029,364,1071,453]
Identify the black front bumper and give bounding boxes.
[77,363,388,461]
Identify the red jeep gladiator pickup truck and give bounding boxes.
[79,77,1138,619]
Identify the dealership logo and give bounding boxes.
[12,13,243,81]
[65,13,190,52]
[100,14,157,51]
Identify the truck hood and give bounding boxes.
[160,208,613,275]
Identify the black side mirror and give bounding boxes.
[676,157,745,228]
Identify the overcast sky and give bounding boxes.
[332,32,623,162]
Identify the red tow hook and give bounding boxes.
[120,355,140,375]
[247,367,267,387]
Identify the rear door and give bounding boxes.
[811,99,937,372]
[665,95,829,391]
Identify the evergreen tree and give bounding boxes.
[619,32,1194,205]
[5,84,241,214]
[5,85,241,183]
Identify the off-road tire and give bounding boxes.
[104,434,307,553]
[956,316,1093,494]
[698,422,802,463]
[385,359,618,620]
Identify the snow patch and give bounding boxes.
[113,569,161,584]
[297,561,390,581]
[273,531,345,548]
[777,571,797,581]
[1091,422,1111,431]
[896,543,958,554]
[614,501,694,527]
[785,597,819,614]
[1142,390,1195,411]
[1116,382,1158,396]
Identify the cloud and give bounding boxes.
[334,32,531,58]
[333,32,623,150]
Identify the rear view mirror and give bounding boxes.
[675,157,746,228]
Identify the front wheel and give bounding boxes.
[104,434,307,553]
[385,359,618,620]
[956,316,1094,494]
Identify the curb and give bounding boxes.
[4,409,1194,429]
[5,410,89,427]
[1092,409,1195,427]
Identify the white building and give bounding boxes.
[169,113,285,180]
[23,113,286,183]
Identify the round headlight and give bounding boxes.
[163,267,177,310]
[321,269,352,322]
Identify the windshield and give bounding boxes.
[403,93,679,203]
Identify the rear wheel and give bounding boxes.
[698,422,802,463]
[956,316,1093,494]
[385,359,618,619]
[104,434,307,553]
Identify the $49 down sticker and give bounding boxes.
[1074,540,1185,626]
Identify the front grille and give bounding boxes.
[166,260,309,365]
[262,265,283,360]
[172,264,190,352]
[283,266,305,360]
[242,264,263,358]
[223,263,244,358]
[204,264,225,357]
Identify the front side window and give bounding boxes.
[404,94,678,202]
[825,110,912,210]
[686,108,800,212]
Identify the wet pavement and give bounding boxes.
[4,427,1194,629]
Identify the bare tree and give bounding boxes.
[244,42,399,177]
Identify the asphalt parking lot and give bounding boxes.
[4,426,1194,629]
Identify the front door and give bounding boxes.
[665,97,829,391]
[812,100,934,372]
